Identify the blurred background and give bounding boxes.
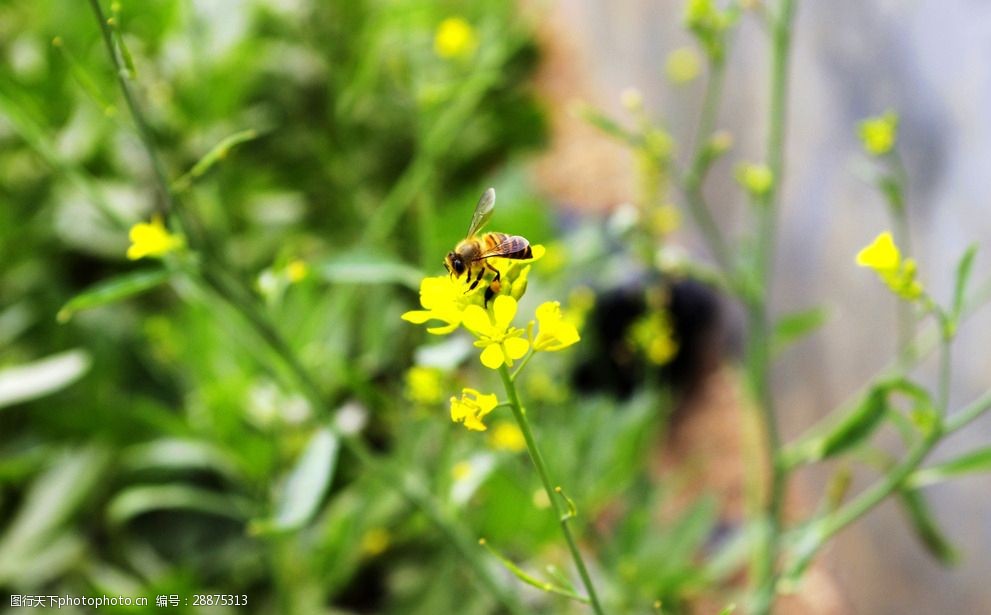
[2,0,990,613]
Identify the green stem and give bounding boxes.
[88,0,169,219]
[749,2,796,613]
[498,365,605,614]
[889,192,914,368]
[681,58,733,273]
[945,386,991,434]
[510,348,536,381]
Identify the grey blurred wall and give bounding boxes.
[551,1,991,613]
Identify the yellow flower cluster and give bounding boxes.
[683,0,736,60]
[856,231,923,301]
[434,17,477,60]
[858,110,898,156]
[126,217,183,260]
[628,310,679,366]
[402,243,580,430]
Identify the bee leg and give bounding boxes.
[466,266,485,292]
[484,262,501,283]
[483,263,503,307]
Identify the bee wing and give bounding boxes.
[480,235,532,259]
[466,188,496,238]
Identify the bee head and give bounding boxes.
[445,252,466,277]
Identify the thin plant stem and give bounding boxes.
[88,0,169,219]
[748,1,797,613]
[498,365,605,615]
[680,58,733,273]
[889,184,914,367]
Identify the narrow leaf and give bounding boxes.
[57,269,171,323]
[0,447,109,571]
[772,306,829,354]
[783,378,934,468]
[319,252,423,290]
[121,438,245,483]
[0,350,90,409]
[172,129,260,193]
[907,445,991,489]
[261,427,339,532]
[478,539,590,604]
[817,386,888,459]
[897,488,958,565]
[953,244,978,319]
[107,485,250,525]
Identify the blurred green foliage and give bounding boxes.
[0,1,722,613]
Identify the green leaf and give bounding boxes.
[318,251,423,290]
[897,488,958,565]
[106,485,250,525]
[121,438,245,483]
[255,426,339,533]
[952,244,978,320]
[816,386,888,459]
[57,269,172,323]
[772,306,829,354]
[783,379,934,468]
[172,129,260,193]
[0,350,91,409]
[0,447,109,580]
[907,445,991,489]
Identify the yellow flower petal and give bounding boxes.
[462,305,491,335]
[533,301,581,352]
[126,216,182,260]
[504,337,529,361]
[856,231,900,272]
[479,344,505,370]
[491,295,517,329]
[450,388,498,431]
[401,310,433,324]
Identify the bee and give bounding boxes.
[444,187,532,304]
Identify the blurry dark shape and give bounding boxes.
[573,276,725,404]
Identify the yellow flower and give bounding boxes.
[735,162,774,198]
[360,528,390,557]
[405,366,444,405]
[665,46,701,84]
[450,388,499,431]
[434,17,477,60]
[462,295,529,369]
[859,110,898,156]
[856,231,900,271]
[126,216,183,260]
[856,231,924,301]
[532,301,580,352]
[401,275,473,335]
[629,311,679,366]
[285,259,308,283]
[488,421,526,453]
